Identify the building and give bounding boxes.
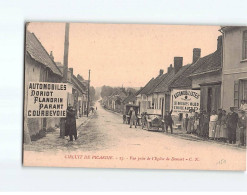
[152,57,188,115]
[135,77,155,113]
[189,37,222,113]
[220,26,247,111]
[24,31,63,142]
[56,63,88,118]
[107,88,127,113]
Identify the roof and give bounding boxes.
[169,60,204,89]
[147,73,170,95]
[109,89,127,101]
[26,31,62,77]
[190,49,222,76]
[136,78,155,95]
[123,93,136,104]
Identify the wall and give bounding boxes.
[192,71,221,89]
[25,55,43,137]
[222,27,247,111]
[25,54,62,139]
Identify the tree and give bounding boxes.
[100,85,114,98]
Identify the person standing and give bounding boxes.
[198,110,205,137]
[239,100,247,113]
[202,111,210,139]
[215,109,223,140]
[194,112,200,135]
[164,110,173,134]
[187,109,195,134]
[227,107,239,144]
[183,113,189,133]
[220,110,228,142]
[128,107,137,128]
[238,110,246,146]
[65,106,77,142]
[209,110,218,140]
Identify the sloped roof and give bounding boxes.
[123,93,136,104]
[147,73,170,95]
[153,69,176,93]
[136,78,155,95]
[190,49,222,76]
[26,31,62,77]
[110,89,127,101]
[169,59,204,89]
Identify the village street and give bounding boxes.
[24,101,246,170]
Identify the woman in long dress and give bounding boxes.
[187,109,194,134]
[209,110,218,140]
[220,110,228,142]
[215,109,222,140]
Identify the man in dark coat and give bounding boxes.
[227,107,239,144]
[65,106,77,142]
[164,110,173,134]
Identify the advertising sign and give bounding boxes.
[171,89,200,114]
[27,82,68,118]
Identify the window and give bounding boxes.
[243,31,247,59]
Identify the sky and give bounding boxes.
[27,23,221,88]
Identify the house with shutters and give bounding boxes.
[220,26,247,112]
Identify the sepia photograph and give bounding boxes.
[23,22,246,171]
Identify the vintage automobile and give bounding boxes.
[142,113,164,131]
[123,104,141,125]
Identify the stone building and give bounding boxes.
[189,36,222,113]
[24,31,63,142]
[220,26,247,111]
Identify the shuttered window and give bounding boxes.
[234,80,239,107]
[243,31,247,59]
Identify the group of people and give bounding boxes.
[182,102,246,146]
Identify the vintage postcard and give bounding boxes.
[23,22,246,170]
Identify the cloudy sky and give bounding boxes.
[27,23,221,88]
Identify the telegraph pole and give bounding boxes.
[87,69,91,117]
[60,23,70,138]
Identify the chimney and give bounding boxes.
[159,69,164,76]
[192,48,201,63]
[217,35,223,50]
[174,57,183,74]
[50,51,54,60]
[69,68,73,76]
[167,64,173,73]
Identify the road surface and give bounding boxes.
[24,101,246,170]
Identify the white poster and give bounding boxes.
[171,89,200,114]
[27,82,68,118]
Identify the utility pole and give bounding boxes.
[60,23,70,138]
[87,69,91,117]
